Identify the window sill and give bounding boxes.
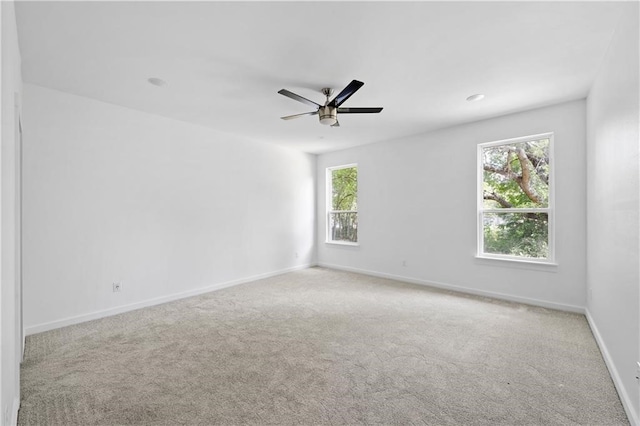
[475,255,558,272]
[325,240,360,247]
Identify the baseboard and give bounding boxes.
[11,397,19,426]
[585,309,639,426]
[25,264,314,336]
[317,262,585,314]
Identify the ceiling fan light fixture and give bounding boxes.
[319,106,337,126]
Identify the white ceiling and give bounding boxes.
[15,1,626,154]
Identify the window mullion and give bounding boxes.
[482,208,550,214]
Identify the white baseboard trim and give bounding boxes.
[585,309,639,426]
[25,264,314,336]
[317,262,585,314]
[11,397,20,426]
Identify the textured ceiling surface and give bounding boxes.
[15,1,626,153]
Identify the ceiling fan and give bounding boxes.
[278,79,383,127]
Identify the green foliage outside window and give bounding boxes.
[332,167,358,211]
[482,138,550,259]
[330,166,358,242]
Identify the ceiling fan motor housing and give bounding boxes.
[319,106,337,125]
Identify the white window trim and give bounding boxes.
[326,163,359,246]
[477,132,555,264]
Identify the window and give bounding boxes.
[327,164,358,244]
[478,133,553,262]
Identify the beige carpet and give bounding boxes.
[19,267,628,425]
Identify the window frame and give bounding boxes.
[477,132,555,264]
[326,163,359,246]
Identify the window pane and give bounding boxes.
[483,212,548,258]
[332,167,357,211]
[329,212,358,242]
[482,138,549,209]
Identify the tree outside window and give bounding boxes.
[479,134,553,261]
[328,165,358,243]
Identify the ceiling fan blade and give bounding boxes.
[337,107,383,114]
[278,89,321,108]
[280,111,319,120]
[328,80,364,108]
[331,120,340,127]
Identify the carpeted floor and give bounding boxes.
[19,267,629,425]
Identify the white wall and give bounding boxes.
[0,1,23,425]
[22,84,316,333]
[318,100,587,312]
[586,5,639,425]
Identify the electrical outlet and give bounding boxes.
[402,260,407,267]
[295,252,299,259]
[113,282,122,292]
[636,362,640,382]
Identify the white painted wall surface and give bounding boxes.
[1,1,23,424]
[318,100,586,312]
[586,5,639,425]
[22,84,316,333]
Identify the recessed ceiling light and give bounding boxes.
[147,77,167,87]
[466,94,485,102]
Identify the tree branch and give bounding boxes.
[483,164,517,180]
[526,153,549,185]
[514,147,542,204]
[483,192,513,208]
